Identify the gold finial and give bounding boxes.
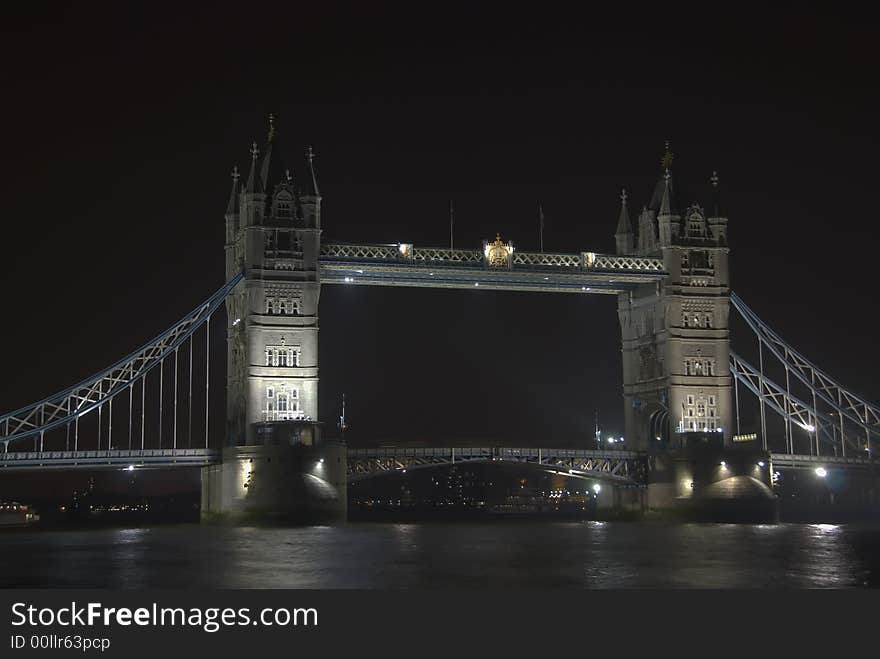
[661,141,673,171]
[232,165,240,182]
[620,188,627,204]
[307,145,315,163]
[710,171,719,187]
[285,168,292,183]
[250,141,260,161]
[268,113,276,142]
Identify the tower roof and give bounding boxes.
[709,170,723,217]
[615,188,632,235]
[305,145,320,197]
[245,141,263,194]
[259,114,290,195]
[226,165,241,216]
[649,142,676,214]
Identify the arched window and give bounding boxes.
[266,298,275,314]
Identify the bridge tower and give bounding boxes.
[224,117,322,446]
[616,145,733,451]
[203,117,346,522]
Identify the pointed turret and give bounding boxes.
[226,165,241,217]
[306,145,320,197]
[649,141,676,213]
[245,141,263,194]
[615,189,634,254]
[706,171,728,244]
[300,145,321,229]
[225,165,241,245]
[260,113,290,194]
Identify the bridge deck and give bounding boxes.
[319,243,666,293]
[0,447,873,475]
[0,449,219,471]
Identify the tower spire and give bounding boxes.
[306,145,320,196]
[245,141,263,193]
[659,171,673,216]
[710,170,721,217]
[614,188,634,255]
[226,165,241,216]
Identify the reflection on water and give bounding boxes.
[1,522,877,588]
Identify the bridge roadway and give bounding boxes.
[318,243,667,294]
[0,447,875,479]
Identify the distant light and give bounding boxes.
[656,436,661,441]
[720,461,727,468]
[402,469,407,473]
[318,458,324,464]
[688,481,695,489]
[232,318,241,326]
[815,467,827,478]
[344,276,353,283]
[474,282,479,287]
[126,465,134,472]
[592,484,601,494]
[356,269,364,274]
[801,423,816,432]
[757,461,765,467]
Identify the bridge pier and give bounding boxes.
[201,440,346,524]
[645,442,777,521]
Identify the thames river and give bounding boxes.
[2,522,878,588]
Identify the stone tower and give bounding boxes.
[616,144,733,450]
[224,116,322,447]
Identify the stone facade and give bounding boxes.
[615,149,733,450]
[223,132,322,446]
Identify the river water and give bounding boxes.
[2,522,878,588]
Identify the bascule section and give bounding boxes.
[615,146,733,453]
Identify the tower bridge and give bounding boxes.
[1,124,877,521]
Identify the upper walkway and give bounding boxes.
[318,242,666,294]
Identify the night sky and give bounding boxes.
[1,2,879,468]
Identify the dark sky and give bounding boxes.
[1,2,878,453]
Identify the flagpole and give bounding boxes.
[538,202,544,253]
[449,200,454,250]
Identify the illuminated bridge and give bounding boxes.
[0,131,877,518]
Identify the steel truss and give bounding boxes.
[731,293,879,456]
[0,273,243,449]
[320,243,665,274]
[0,448,220,471]
[347,447,647,484]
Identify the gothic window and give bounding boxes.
[709,395,716,406]
[266,386,274,399]
[291,299,301,315]
[266,298,275,314]
[704,313,713,328]
[264,346,300,367]
[696,401,706,417]
[279,299,288,314]
[277,201,291,218]
[683,314,689,328]
[687,395,695,406]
